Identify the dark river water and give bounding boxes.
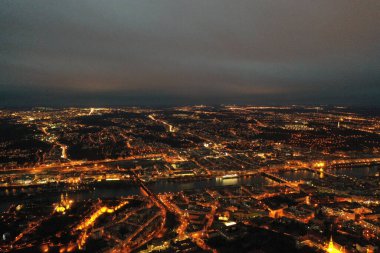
[278,166,379,181]
[327,166,378,178]
[278,169,319,181]
[148,174,275,193]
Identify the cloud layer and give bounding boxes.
[1,0,379,106]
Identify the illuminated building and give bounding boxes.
[326,236,344,253]
[54,193,73,214]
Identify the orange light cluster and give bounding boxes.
[54,194,73,214]
[314,162,325,167]
[76,201,128,231]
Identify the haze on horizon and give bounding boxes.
[0,0,379,107]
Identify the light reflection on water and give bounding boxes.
[218,178,239,186]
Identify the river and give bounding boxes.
[1,165,377,212]
[327,165,379,178]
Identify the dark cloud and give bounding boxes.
[1,0,379,106]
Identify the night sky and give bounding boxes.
[1,1,379,107]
